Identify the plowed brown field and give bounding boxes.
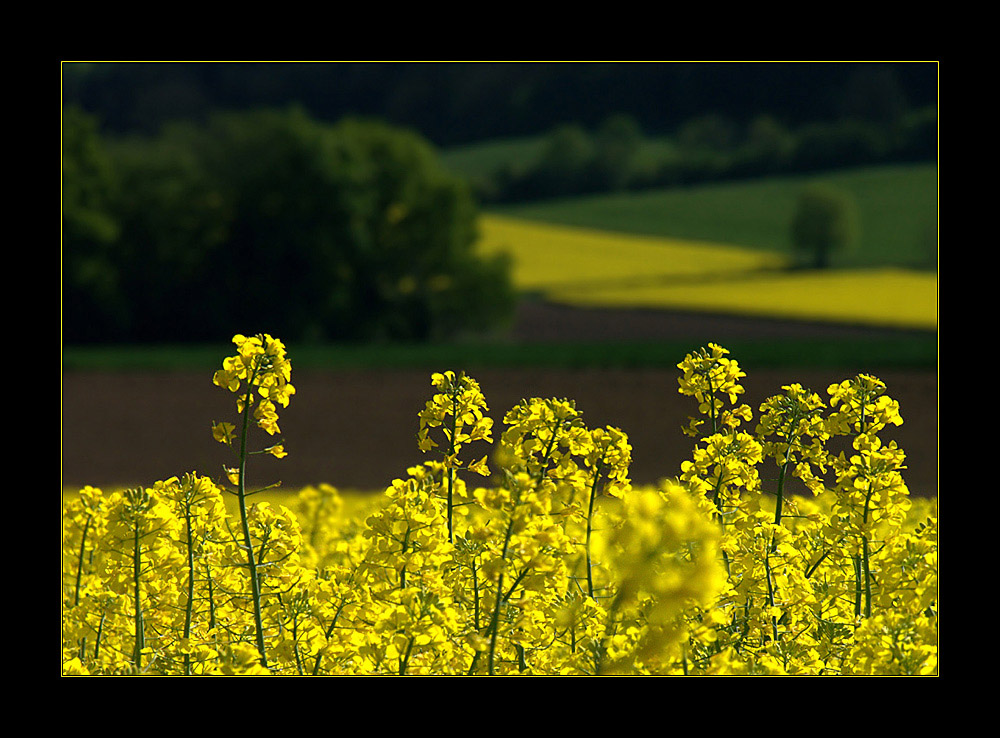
[62,303,938,497]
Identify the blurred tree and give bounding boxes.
[677,113,737,152]
[789,120,885,173]
[62,106,128,341]
[591,113,643,191]
[527,123,595,197]
[107,126,232,341]
[840,65,909,132]
[790,184,858,269]
[90,107,514,344]
[734,115,794,175]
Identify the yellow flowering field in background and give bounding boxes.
[477,215,937,330]
[476,214,786,289]
[549,268,938,330]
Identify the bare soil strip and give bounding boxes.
[62,365,937,497]
[63,304,937,496]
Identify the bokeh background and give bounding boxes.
[61,61,938,496]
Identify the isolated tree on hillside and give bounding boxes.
[790,185,858,269]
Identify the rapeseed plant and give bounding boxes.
[61,337,936,675]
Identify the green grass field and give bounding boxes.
[488,163,938,271]
[61,333,938,373]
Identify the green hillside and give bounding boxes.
[488,163,938,271]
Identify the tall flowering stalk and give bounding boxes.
[468,471,574,674]
[417,371,493,542]
[212,333,295,667]
[676,343,751,440]
[498,398,590,592]
[158,473,228,674]
[62,486,106,659]
[825,375,905,620]
[101,486,184,671]
[581,427,631,599]
[756,384,829,546]
[676,344,754,536]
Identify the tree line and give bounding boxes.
[62,62,937,148]
[471,107,937,204]
[62,106,515,345]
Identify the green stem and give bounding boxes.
[472,558,481,631]
[93,611,105,661]
[535,416,563,484]
[74,513,92,660]
[853,555,863,619]
[804,549,831,579]
[487,517,516,675]
[399,526,410,589]
[467,560,528,675]
[764,553,780,644]
[312,600,347,675]
[446,389,458,543]
[862,537,872,618]
[205,562,217,631]
[706,365,718,435]
[503,568,530,601]
[594,588,626,675]
[771,457,791,554]
[399,636,416,675]
[710,468,732,576]
[292,613,304,676]
[711,473,725,525]
[237,374,268,668]
[486,576,506,674]
[585,467,603,600]
[771,412,800,553]
[737,597,752,650]
[861,481,876,618]
[132,522,144,669]
[73,514,92,607]
[183,503,195,676]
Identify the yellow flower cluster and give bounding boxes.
[756,384,830,495]
[676,343,752,437]
[417,370,493,459]
[62,338,936,675]
[669,351,934,674]
[416,370,494,542]
[212,333,295,455]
